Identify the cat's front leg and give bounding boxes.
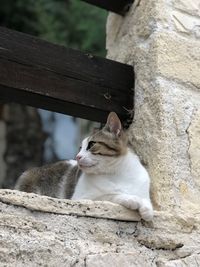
[112,194,154,221]
[113,194,141,210]
[139,199,154,222]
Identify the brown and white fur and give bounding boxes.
[15,112,153,221]
[15,160,81,199]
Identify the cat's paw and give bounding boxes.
[115,195,141,210]
[139,205,154,221]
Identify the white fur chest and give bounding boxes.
[72,150,150,201]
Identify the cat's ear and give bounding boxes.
[106,112,122,137]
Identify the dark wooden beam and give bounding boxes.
[0,27,134,124]
[81,0,134,15]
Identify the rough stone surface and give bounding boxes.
[172,10,200,37]
[172,0,200,17]
[157,254,200,267]
[85,252,150,267]
[0,189,140,222]
[106,0,200,212]
[0,189,200,267]
[155,32,200,88]
[187,109,200,190]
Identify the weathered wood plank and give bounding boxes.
[81,0,134,15]
[0,27,134,123]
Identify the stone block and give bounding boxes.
[172,10,200,38]
[172,0,200,17]
[106,0,171,63]
[0,189,200,266]
[187,109,200,190]
[154,32,200,88]
[86,252,149,267]
[157,254,200,267]
[0,189,141,222]
[129,77,200,210]
[107,1,200,211]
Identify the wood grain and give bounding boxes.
[0,27,134,124]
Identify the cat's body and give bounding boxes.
[15,160,81,199]
[72,146,150,201]
[15,112,153,221]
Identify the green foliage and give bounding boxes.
[64,1,107,56]
[0,0,107,56]
[33,0,70,46]
[0,0,38,35]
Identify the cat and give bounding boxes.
[15,112,153,221]
[15,160,81,199]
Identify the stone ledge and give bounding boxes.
[0,189,141,222]
[1,189,200,266]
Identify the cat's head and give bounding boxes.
[76,112,128,174]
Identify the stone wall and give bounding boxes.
[106,0,200,212]
[1,189,200,267]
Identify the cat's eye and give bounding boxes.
[86,141,96,150]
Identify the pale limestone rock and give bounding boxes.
[172,10,200,37]
[175,245,200,258]
[106,0,171,63]
[86,252,150,267]
[136,79,200,210]
[155,32,200,88]
[172,0,200,17]
[107,0,200,211]
[0,189,200,266]
[187,109,200,190]
[0,189,140,222]
[157,254,200,267]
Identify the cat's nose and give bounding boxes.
[76,154,82,161]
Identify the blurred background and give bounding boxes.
[0,0,107,188]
